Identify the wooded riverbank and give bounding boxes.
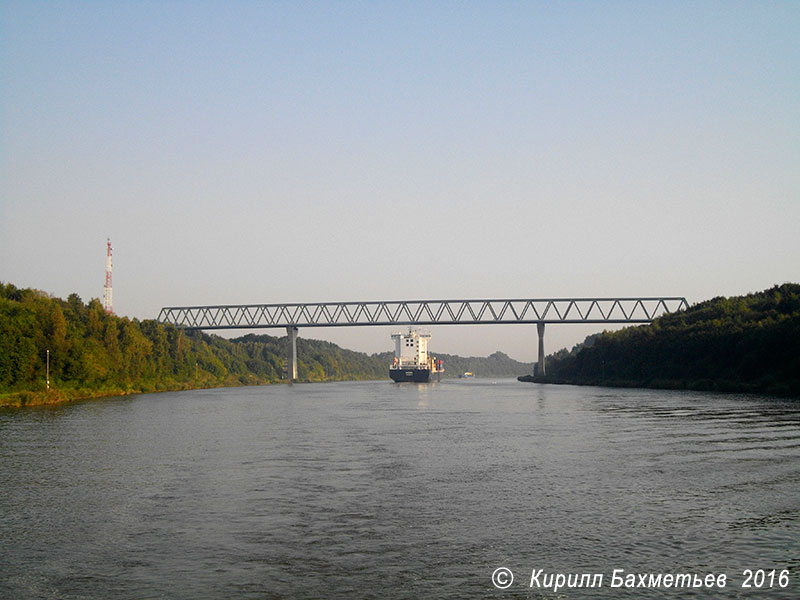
[519,284,800,398]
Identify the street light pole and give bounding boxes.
[46,349,50,391]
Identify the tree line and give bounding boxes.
[0,283,387,405]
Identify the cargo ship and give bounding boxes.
[389,329,444,383]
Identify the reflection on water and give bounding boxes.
[1,381,798,598]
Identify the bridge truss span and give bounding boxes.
[157,297,690,330]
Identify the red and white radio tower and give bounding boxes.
[103,238,113,314]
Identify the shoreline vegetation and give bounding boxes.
[518,283,800,398]
[0,282,531,408]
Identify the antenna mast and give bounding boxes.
[103,238,113,314]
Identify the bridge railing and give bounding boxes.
[157,297,690,330]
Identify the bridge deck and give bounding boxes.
[157,297,689,330]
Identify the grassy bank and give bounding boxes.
[0,379,259,409]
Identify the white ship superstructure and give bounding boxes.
[389,329,443,382]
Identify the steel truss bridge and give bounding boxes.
[158,297,689,380]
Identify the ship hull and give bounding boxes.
[389,368,431,383]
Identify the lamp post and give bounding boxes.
[46,349,50,391]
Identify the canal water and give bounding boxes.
[1,380,798,598]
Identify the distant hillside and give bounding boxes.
[237,337,532,380]
[435,351,532,379]
[520,284,800,397]
[0,283,530,407]
[233,333,385,381]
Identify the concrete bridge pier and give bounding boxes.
[537,322,546,377]
[287,326,298,382]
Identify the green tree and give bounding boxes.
[104,320,123,377]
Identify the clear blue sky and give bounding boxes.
[2,1,798,361]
